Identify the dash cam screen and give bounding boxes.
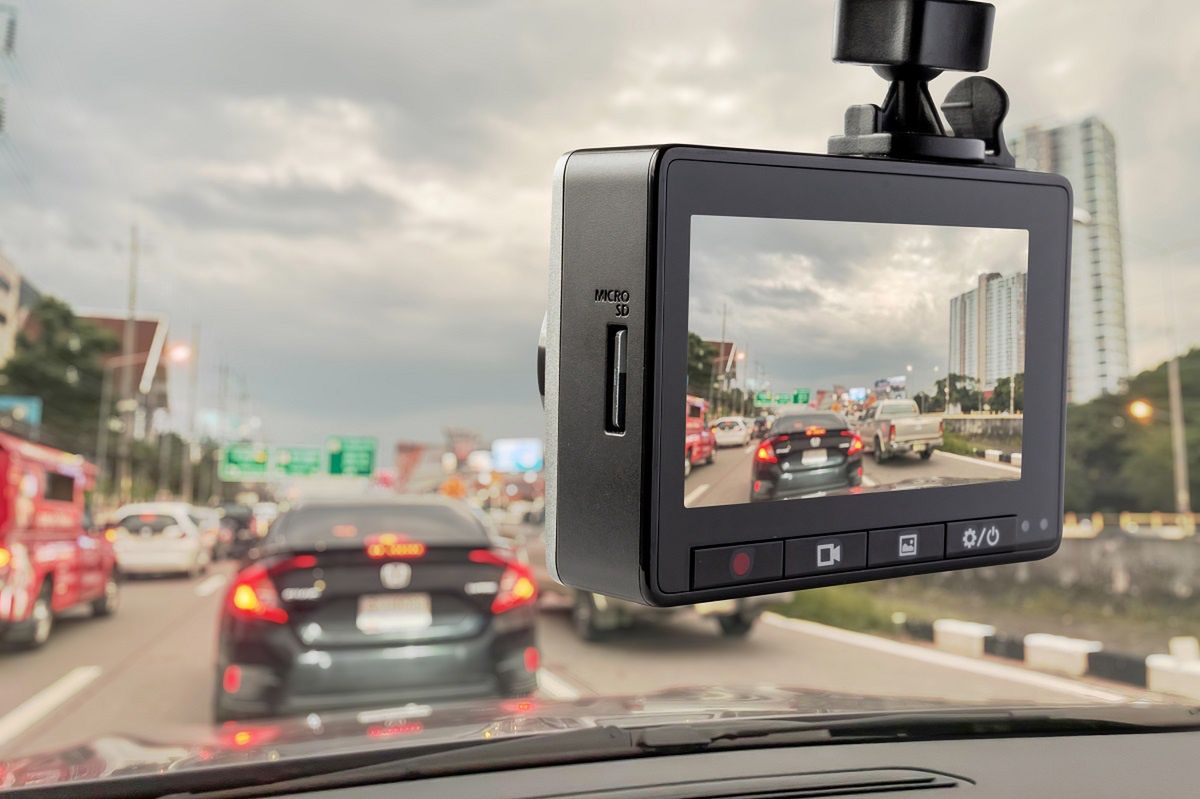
[685,216,1028,508]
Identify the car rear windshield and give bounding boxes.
[771,413,846,433]
[117,514,179,534]
[878,402,919,417]
[270,504,490,550]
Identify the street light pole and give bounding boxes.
[1168,355,1191,514]
[180,324,200,503]
[116,224,139,504]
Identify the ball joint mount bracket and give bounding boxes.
[827,0,1015,167]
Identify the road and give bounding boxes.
[685,442,1019,508]
[0,541,1141,761]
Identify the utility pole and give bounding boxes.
[1168,354,1191,514]
[180,323,200,503]
[116,224,139,504]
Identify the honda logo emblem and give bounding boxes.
[379,562,412,589]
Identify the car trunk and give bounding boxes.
[772,432,851,473]
[270,546,504,648]
[889,416,941,442]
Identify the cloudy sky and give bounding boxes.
[690,218,1028,394]
[0,0,1196,448]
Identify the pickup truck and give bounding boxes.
[857,399,943,462]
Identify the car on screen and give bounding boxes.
[857,399,944,462]
[750,412,864,501]
[684,395,716,476]
[108,502,216,578]
[213,496,539,721]
[711,416,752,447]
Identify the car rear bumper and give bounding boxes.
[885,438,943,453]
[218,625,536,718]
[115,550,201,573]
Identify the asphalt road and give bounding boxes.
[684,442,1019,508]
[0,536,1142,761]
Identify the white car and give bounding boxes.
[110,503,215,577]
[711,417,752,447]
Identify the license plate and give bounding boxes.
[913,443,926,452]
[801,448,828,466]
[356,593,432,634]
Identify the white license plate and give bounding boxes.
[356,593,432,634]
[801,448,828,466]
[913,443,926,452]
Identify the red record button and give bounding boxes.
[693,542,783,589]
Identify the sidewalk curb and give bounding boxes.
[907,616,1195,695]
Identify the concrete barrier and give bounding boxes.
[1010,452,1022,468]
[1023,633,1102,677]
[984,449,1002,462]
[1168,636,1200,662]
[933,619,995,658]
[1147,654,1200,701]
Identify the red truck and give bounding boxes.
[0,433,118,649]
[684,395,716,478]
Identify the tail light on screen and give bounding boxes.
[470,550,537,614]
[754,441,778,464]
[228,564,288,624]
[882,422,894,442]
[841,430,864,455]
[0,547,9,569]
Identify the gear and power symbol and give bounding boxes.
[960,524,1002,550]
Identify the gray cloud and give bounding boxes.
[0,0,1193,448]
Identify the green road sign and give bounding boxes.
[754,391,771,405]
[274,446,324,476]
[774,393,793,405]
[219,444,270,482]
[793,388,811,405]
[327,436,377,477]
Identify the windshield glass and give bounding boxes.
[0,0,1196,792]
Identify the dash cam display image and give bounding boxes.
[685,217,1028,508]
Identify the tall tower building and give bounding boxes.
[1010,117,1130,403]
[949,272,1026,388]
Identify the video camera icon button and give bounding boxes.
[946,517,1017,557]
[784,532,867,577]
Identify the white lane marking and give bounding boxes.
[934,450,1021,474]
[684,484,710,506]
[0,666,103,748]
[194,573,229,597]
[538,668,583,700]
[762,613,1126,703]
[861,475,878,487]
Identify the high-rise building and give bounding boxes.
[1010,117,1129,403]
[949,272,1027,388]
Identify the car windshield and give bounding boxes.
[269,503,491,550]
[0,1,1196,794]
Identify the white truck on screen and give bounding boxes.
[857,399,944,462]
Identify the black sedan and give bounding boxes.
[213,497,538,721]
[750,412,864,501]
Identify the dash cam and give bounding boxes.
[540,0,1073,605]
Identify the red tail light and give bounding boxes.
[228,564,288,624]
[754,441,778,464]
[365,533,427,560]
[841,430,864,455]
[470,549,538,614]
[881,421,894,441]
[0,547,10,569]
[222,665,242,694]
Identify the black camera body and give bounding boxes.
[544,146,1072,605]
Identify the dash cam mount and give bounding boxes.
[827,0,1015,167]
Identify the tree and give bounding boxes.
[988,373,1025,413]
[0,296,119,454]
[687,332,716,397]
[932,373,984,413]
